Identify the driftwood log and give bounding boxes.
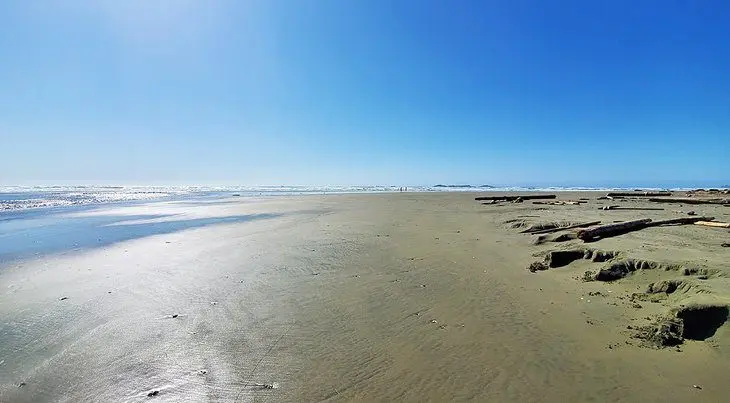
[533,200,585,205]
[526,220,601,235]
[648,197,729,205]
[475,195,557,201]
[694,221,730,228]
[552,216,718,242]
[577,219,652,241]
[646,216,714,227]
[600,206,664,211]
[607,192,672,197]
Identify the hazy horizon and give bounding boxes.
[3,180,729,189]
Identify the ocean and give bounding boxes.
[0,184,691,213]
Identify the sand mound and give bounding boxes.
[533,233,578,245]
[633,317,685,347]
[503,219,529,229]
[527,261,549,273]
[592,259,686,282]
[588,250,618,262]
[515,220,601,235]
[519,221,577,233]
[527,249,619,272]
[681,267,716,277]
[646,279,689,295]
[589,259,717,282]
[506,219,591,233]
[632,304,729,347]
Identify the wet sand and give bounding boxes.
[1,193,729,402]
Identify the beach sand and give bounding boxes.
[1,193,729,402]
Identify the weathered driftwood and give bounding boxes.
[648,197,729,205]
[600,206,664,211]
[577,216,716,241]
[646,216,714,227]
[694,221,730,228]
[476,194,557,201]
[526,220,601,235]
[607,191,672,197]
[577,219,653,241]
[533,200,584,205]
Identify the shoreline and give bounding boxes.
[4,185,727,213]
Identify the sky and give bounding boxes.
[1,0,729,187]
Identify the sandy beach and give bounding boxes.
[2,192,730,402]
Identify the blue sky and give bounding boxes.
[1,0,728,187]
